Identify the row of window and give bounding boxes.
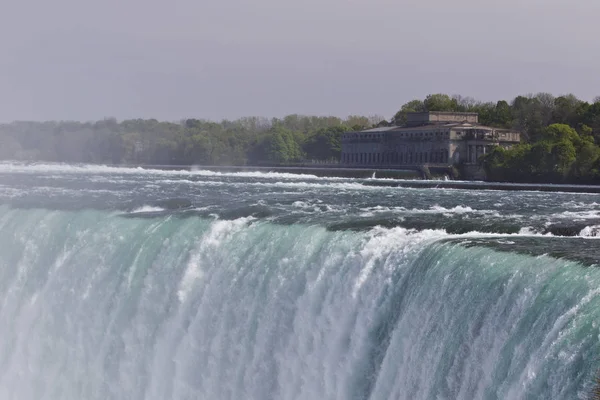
[342,150,450,164]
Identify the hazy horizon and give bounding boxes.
[2,0,599,123]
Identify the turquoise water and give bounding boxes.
[0,163,599,399]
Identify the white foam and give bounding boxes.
[352,226,448,297]
[157,178,380,192]
[189,168,325,180]
[0,162,351,182]
[518,227,544,235]
[0,162,185,175]
[177,217,254,303]
[430,205,475,214]
[130,206,166,214]
[358,205,503,217]
[552,210,600,220]
[363,224,600,241]
[0,161,429,185]
[560,201,600,209]
[579,225,600,237]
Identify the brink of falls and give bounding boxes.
[0,163,599,400]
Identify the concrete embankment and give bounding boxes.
[139,164,425,179]
[386,180,600,194]
[136,164,600,193]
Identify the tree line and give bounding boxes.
[1,92,599,183]
[0,115,383,166]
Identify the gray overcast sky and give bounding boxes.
[1,0,599,122]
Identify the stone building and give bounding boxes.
[341,111,520,166]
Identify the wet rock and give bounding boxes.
[544,223,589,237]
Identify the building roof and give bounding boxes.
[356,122,517,134]
[360,122,472,133]
[407,111,479,116]
[361,126,399,132]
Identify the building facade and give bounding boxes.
[341,112,520,166]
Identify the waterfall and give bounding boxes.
[0,207,598,399]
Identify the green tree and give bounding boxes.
[392,99,425,125]
[541,123,580,143]
[550,139,576,179]
[491,100,512,128]
[264,128,303,164]
[345,116,369,131]
[423,94,459,112]
[511,95,547,140]
[572,141,600,180]
[304,126,349,160]
[529,141,554,178]
[551,94,582,125]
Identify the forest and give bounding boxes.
[1,93,599,183]
[0,114,382,166]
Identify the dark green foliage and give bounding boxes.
[392,94,600,183]
[483,124,599,183]
[392,100,426,125]
[303,126,350,161]
[423,94,459,112]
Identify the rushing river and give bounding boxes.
[0,162,599,400]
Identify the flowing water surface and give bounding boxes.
[0,162,599,399]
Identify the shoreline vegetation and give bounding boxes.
[1,93,599,184]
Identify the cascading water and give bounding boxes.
[0,206,598,400]
[1,163,600,399]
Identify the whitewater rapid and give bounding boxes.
[0,206,598,400]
